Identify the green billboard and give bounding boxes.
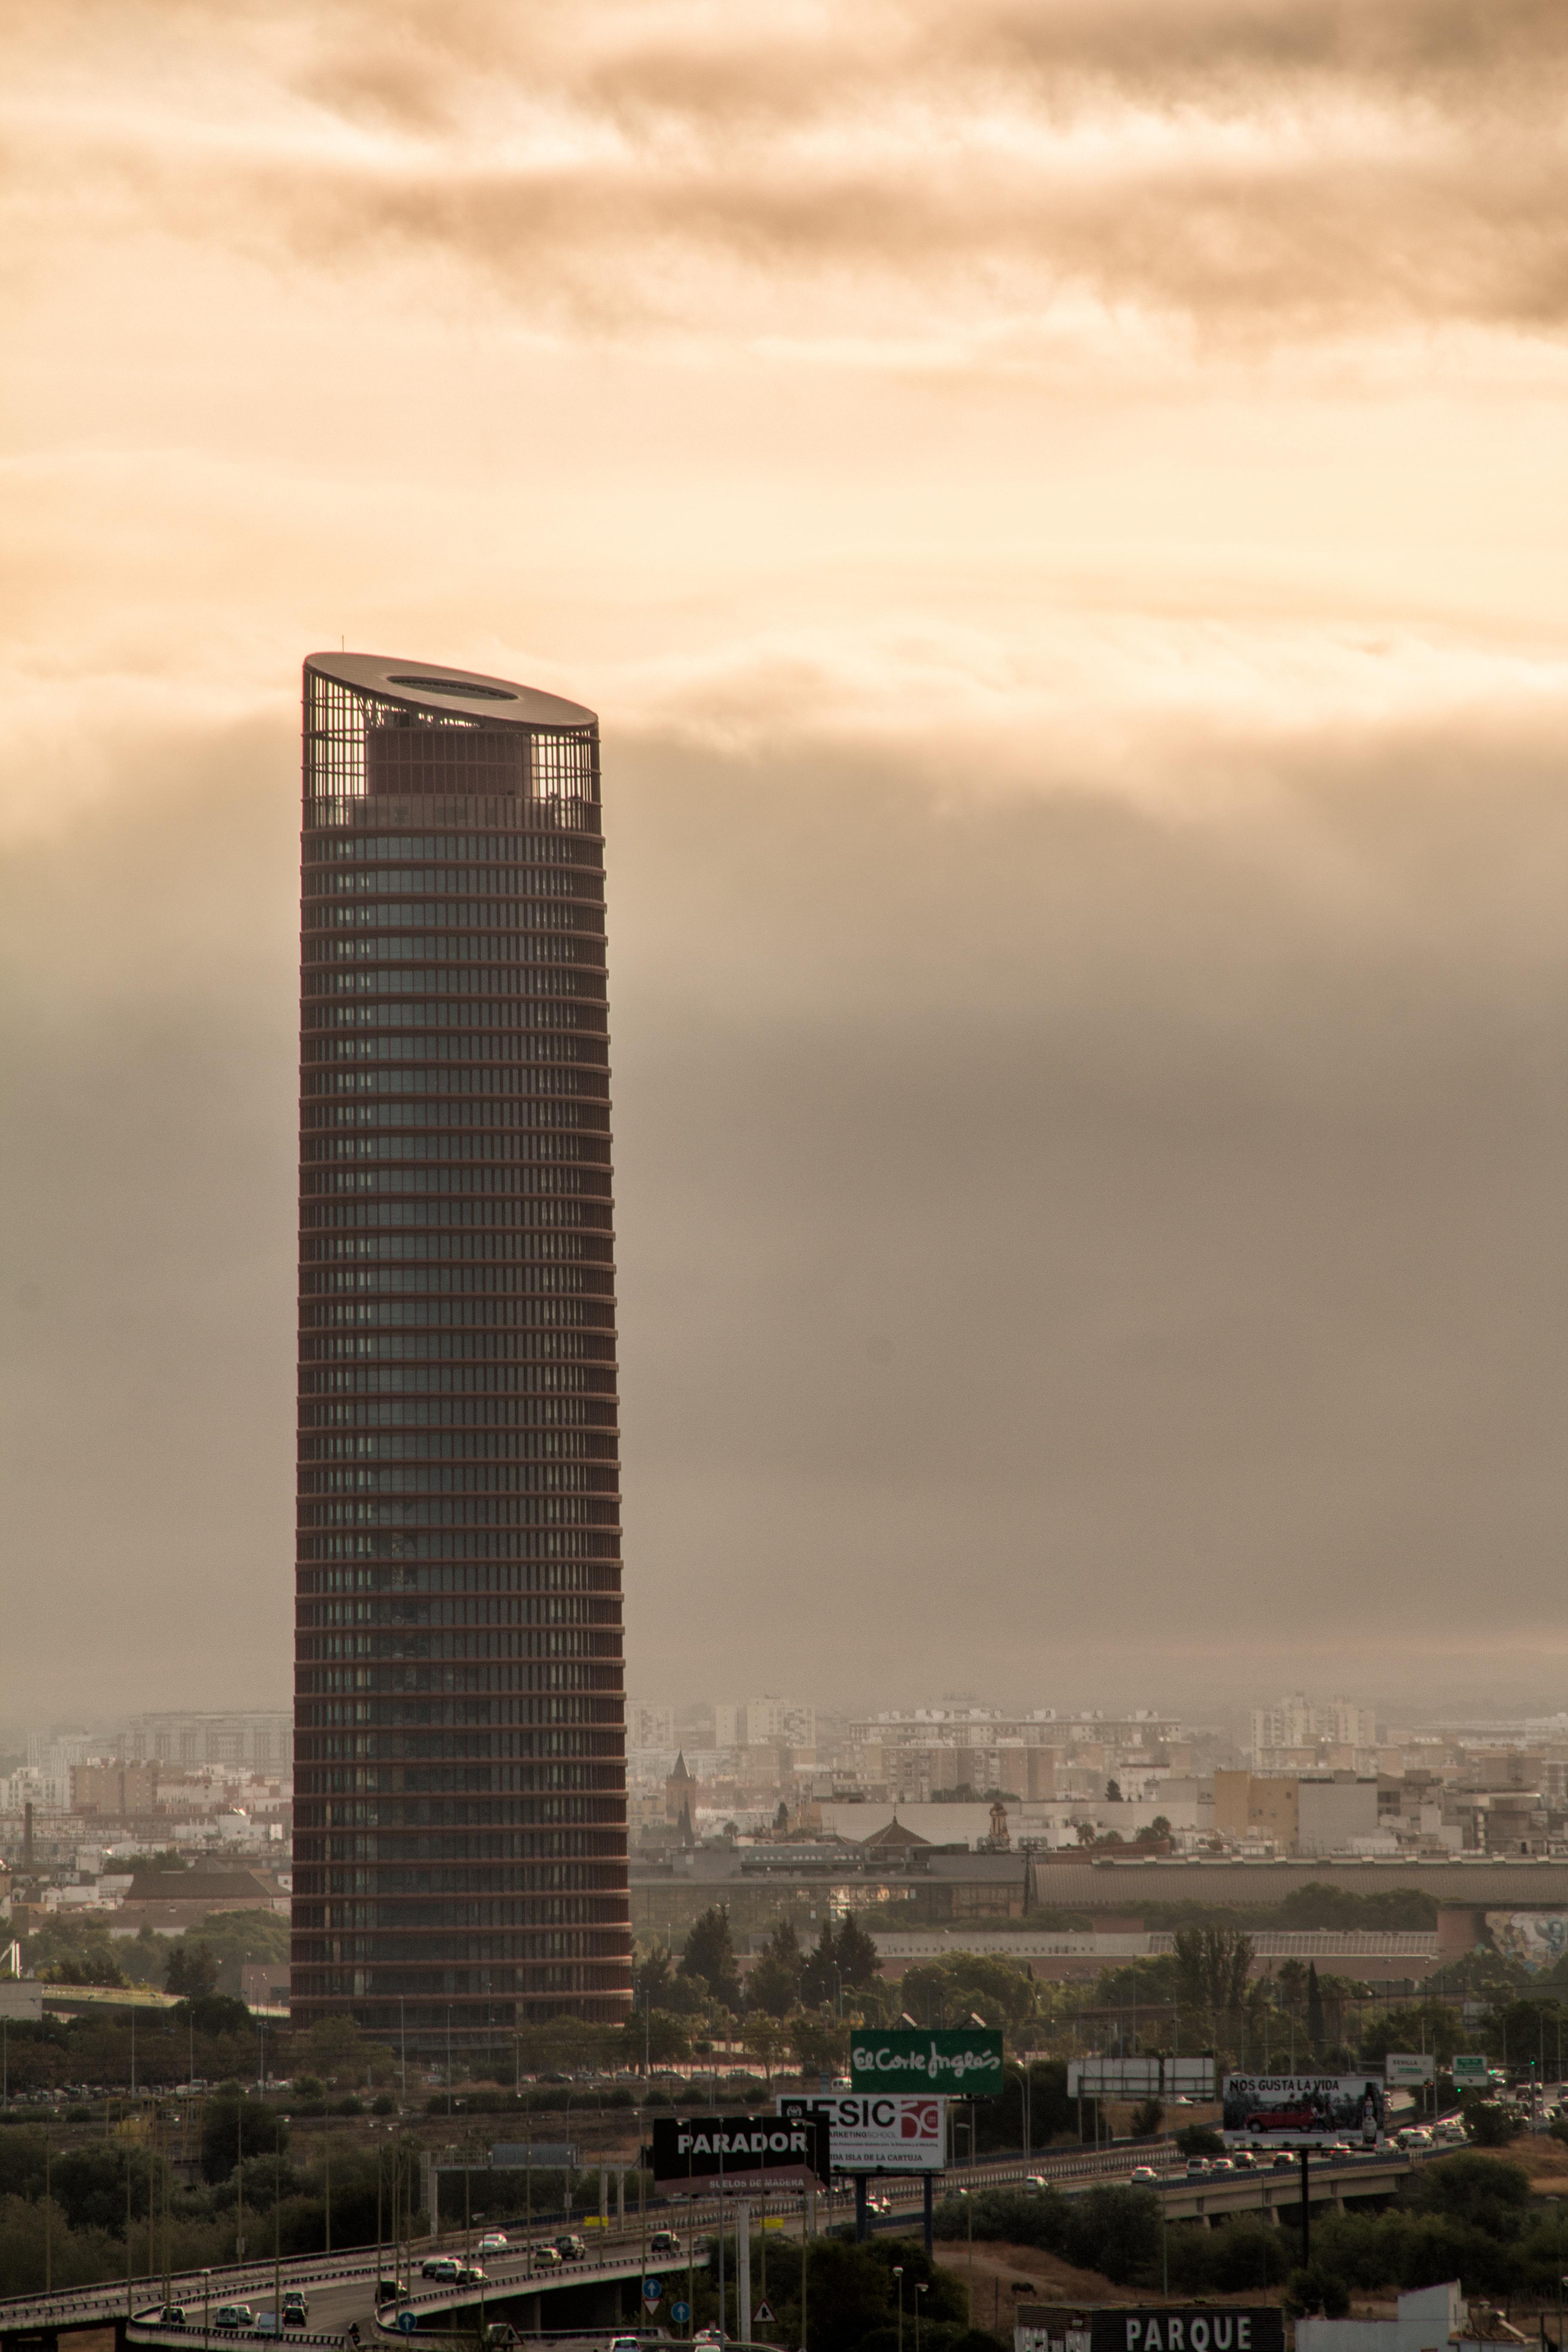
[849,2027,1006,2095]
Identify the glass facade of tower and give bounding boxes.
[290,655,630,2047]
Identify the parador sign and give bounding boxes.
[849,2028,1006,2094]
[649,2115,831,2196]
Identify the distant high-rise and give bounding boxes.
[289,653,629,2048]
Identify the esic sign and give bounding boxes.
[778,2093,947,2174]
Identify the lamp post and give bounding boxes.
[893,2266,904,2352]
[915,2281,927,2352]
[202,2266,212,2352]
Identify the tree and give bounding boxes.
[165,1943,221,1999]
[201,2096,290,2185]
[1173,1927,1255,2013]
[634,1948,673,2007]
[747,1919,803,2018]
[680,1907,741,2011]
[747,2016,789,2082]
[898,1954,1035,2035]
[1285,2265,1350,2319]
[1307,1961,1326,2060]
[787,2013,848,2076]
[1106,1779,1123,1802]
[42,1952,127,1988]
[798,1919,840,2011]
[643,2011,693,2065]
[836,1914,881,1993]
[1462,2101,1520,2149]
[176,1910,289,1995]
[1130,2098,1164,2138]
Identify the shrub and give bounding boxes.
[1286,2263,1350,2318]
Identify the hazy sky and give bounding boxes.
[3,0,1567,1727]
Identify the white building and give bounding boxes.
[627,1702,676,1750]
[1250,1694,1378,1758]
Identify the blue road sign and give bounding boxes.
[396,2313,418,2335]
[643,2279,663,2303]
[671,2301,691,2327]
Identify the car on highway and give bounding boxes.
[1184,2158,1210,2178]
[529,2247,563,2271]
[1130,2166,1158,2183]
[555,2235,588,2260]
[214,2307,255,2331]
[609,2337,643,2352]
[648,2230,681,2256]
[376,2278,408,2305]
[478,2233,509,2254]
[1230,2151,1258,2171]
[160,2308,187,2327]
[282,2293,309,2325]
[1271,2152,1298,2170]
[456,2266,486,2287]
[1209,2158,1234,2175]
[422,2257,462,2280]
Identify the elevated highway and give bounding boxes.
[0,2141,1424,2351]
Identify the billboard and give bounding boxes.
[1090,2312,1284,2352]
[778,2092,947,2174]
[1020,2314,1283,2352]
[1384,2054,1435,2088]
[1067,2058,1215,2099]
[1068,2059,1161,2098]
[1222,2075,1384,2146]
[650,2115,831,2195]
[1486,1912,1568,1974]
[1165,2057,1217,2098]
[849,2028,1005,2095]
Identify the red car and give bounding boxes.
[1246,2103,1321,2135]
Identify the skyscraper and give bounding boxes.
[290,653,629,2048]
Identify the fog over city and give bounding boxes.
[4,0,1568,1724]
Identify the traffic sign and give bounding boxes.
[396,2313,419,2334]
[671,2302,691,2327]
[754,2303,775,2325]
[643,2279,663,2307]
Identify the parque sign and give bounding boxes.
[848,2028,1005,2095]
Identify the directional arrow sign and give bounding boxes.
[396,2313,419,2334]
[671,2301,691,2327]
[643,2279,663,2308]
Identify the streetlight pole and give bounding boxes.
[915,2281,927,2352]
[893,2265,904,2352]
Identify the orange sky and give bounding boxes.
[3,0,1567,1721]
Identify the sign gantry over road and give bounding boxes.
[848,2028,1005,2094]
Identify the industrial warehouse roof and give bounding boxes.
[123,1869,282,1904]
[1024,1856,1568,1907]
[306,652,595,731]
